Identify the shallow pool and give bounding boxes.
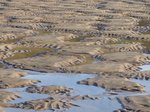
[4,70,122,112]
[3,56,150,112]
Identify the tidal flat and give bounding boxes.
[0,0,150,112]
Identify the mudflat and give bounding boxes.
[0,0,150,112]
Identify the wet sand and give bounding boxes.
[3,68,150,112]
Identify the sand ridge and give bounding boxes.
[0,0,150,111]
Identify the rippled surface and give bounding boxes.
[139,53,150,71]
[4,71,122,112]
[3,56,150,112]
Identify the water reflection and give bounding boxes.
[4,71,122,112]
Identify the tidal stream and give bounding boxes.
[3,54,150,112]
[4,71,122,112]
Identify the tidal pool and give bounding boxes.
[4,70,122,112]
[3,58,150,112]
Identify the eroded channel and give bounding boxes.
[3,70,123,112]
[1,0,150,112]
[2,63,150,112]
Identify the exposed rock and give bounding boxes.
[4,53,86,72]
[125,34,150,41]
[0,44,13,51]
[0,69,28,78]
[0,78,40,89]
[110,71,150,80]
[116,95,150,112]
[0,0,150,112]
[26,85,73,95]
[10,97,78,111]
[60,45,103,55]
[12,50,31,53]
[0,33,17,41]
[0,89,21,103]
[102,30,135,37]
[16,33,78,48]
[94,52,150,65]
[67,61,139,74]
[6,95,99,111]
[104,43,145,52]
[0,51,14,59]
[81,37,120,45]
[0,29,37,41]
[5,56,139,73]
[65,95,100,101]
[78,76,145,93]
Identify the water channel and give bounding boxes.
[3,54,150,112]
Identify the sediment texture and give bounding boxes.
[78,76,145,93]
[0,0,150,112]
[26,85,73,95]
[116,95,150,112]
[7,95,99,111]
[0,89,21,103]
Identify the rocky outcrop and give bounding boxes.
[81,37,120,45]
[67,61,139,74]
[6,95,99,111]
[0,89,21,103]
[94,52,150,65]
[0,30,37,41]
[0,69,28,78]
[78,76,145,93]
[4,53,86,72]
[0,44,13,51]
[9,97,78,111]
[125,34,150,41]
[115,95,150,112]
[0,51,14,59]
[16,32,77,48]
[12,50,31,53]
[26,85,73,95]
[0,69,39,89]
[0,69,36,111]
[5,57,139,73]
[0,33,17,41]
[103,43,145,52]
[110,71,150,80]
[0,0,150,112]
[59,45,104,55]
[0,78,40,89]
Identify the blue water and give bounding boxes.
[4,71,122,112]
